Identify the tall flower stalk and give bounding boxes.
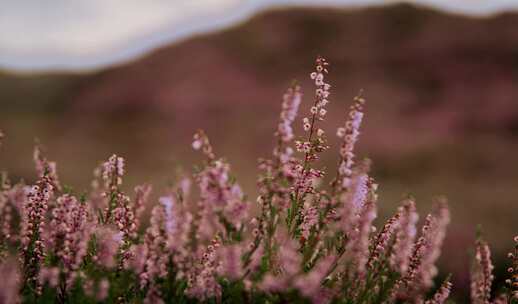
[288,56,331,233]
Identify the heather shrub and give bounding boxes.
[0,57,516,303]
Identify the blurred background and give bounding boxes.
[0,0,517,301]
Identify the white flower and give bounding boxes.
[192,140,202,150]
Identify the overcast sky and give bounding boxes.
[1,0,517,73]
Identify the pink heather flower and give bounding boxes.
[265,84,303,202]
[125,243,148,273]
[138,189,192,285]
[101,154,125,190]
[192,130,215,160]
[294,255,335,303]
[94,226,122,268]
[260,229,301,293]
[169,210,193,257]
[344,181,377,279]
[309,58,331,121]
[425,277,452,304]
[0,258,20,304]
[113,193,138,240]
[416,200,450,290]
[303,119,311,131]
[336,127,346,138]
[197,160,229,208]
[300,203,319,240]
[277,85,302,143]
[159,196,176,233]
[292,166,324,197]
[33,144,61,192]
[393,201,450,301]
[334,92,365,192]
[218,244,244,280]
[291,57,332,207]
[45,194,92,287]
[138,203,170,288]
[295,141,311,153]
[21,176,54,286]
[319,108,327,116]
[389,215,433,301]
[337,163,370,236]
[350,172,369,209]
[185,239,222,301]
[196,156,248,232]
[391,198,419,274]
[98,154,127,224]
[471,238,494,304]
[0,182,17,244]
[192,139,202,150]
[112,198,140,270]
[368,211,401,270]
[245,243,264,274]
[133,184,152,230]
[311,58,330,109]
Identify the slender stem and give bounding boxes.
[288,97,320,233]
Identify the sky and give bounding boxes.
[1,0,518,73]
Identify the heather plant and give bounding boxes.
[0,57,517,303]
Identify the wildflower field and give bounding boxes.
[0,58,516,303]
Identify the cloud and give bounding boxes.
[0,0,516,73]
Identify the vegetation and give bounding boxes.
[0,58,516,303]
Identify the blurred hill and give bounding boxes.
[3,4,518,151]
[1,4,517,300]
